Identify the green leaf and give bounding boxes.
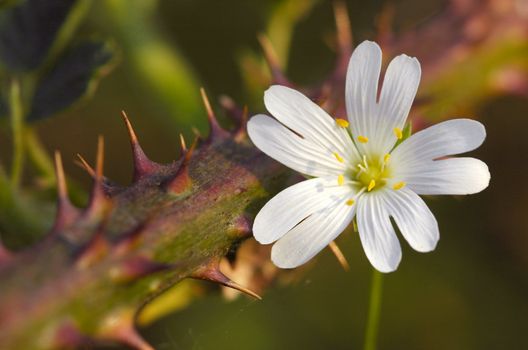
[0,0,78,71]
[28,40,117,121]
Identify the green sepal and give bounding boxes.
[394,121,412,148]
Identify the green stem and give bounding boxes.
[9,79,24,188]
[363,268,384,350]
[24,128,55,185]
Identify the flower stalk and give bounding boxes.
[363,269,384,350]
[9,79,24,188]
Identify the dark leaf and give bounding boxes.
[0,0,77,71]
[28,40,117,121]
[0,94,7,119]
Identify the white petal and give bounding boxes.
[264,85,359,162]
[374,54,421,154]
[383,188,439,252]
[391,119,486,170]
[248,114,347,177]
[253,177,350,244]
[401,157,490,195]
[271,200,355,269]
[345,41,382,147]
[357,192,402,273]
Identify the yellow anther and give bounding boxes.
[337,174,345,186]
[393,127,403,140]
[384,154,391,163]
[393,181,406,190]
[333,152,344,163]
[346,199,355,206]
[335,118,349,128]
[357,135,369,143]
[367,179,376,192]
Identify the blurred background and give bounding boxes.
[0,0,527,349]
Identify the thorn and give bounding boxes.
[234,105,249,142]
[241,105,248,126]
[99,310,154,350]
[121,111,161,181]
[163,137,197,194]
[75,154,123,197]
[316,1,353,115]
[52,152,80,231]
[88,137,106,206]
[328,241,349,271]
[218,95,249,141]
[54,151,69,203]
[84,137,113,220]
[218,95,243,123]
[257,33,291,86]
[191,259,262,300]
[109,256,171,284]
[375,2,395,48]
[333,1,353,56]
[200,88,228,142]
[179,133,187,153]
[76,153,96,178]
[95,136,104,180]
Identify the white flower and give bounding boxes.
[247,41,490,273]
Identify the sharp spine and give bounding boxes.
[121,111,161,181]
[200,88,229,142]
[52,151,81,232]
[190,259,262,300]
[257,33,292,86]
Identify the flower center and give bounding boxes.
[333,121,408,204]
[353,155,391,192]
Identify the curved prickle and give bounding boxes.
[121,111,163,182]
[190,258,262,300]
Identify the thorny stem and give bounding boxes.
[363,268,384,350]
[9,79,24,188]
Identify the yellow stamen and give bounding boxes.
[393,127,403,140]
[337,174,345,186]
[333,152,344,163]
[393,181,406,190]
[357,135,369,143]
[335,118,349,128]
[367,179,376,192]
[346,199,355,206]
[384,154,391,163]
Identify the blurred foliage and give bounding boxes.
[0,0,114,246]
[101,0,203,131]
